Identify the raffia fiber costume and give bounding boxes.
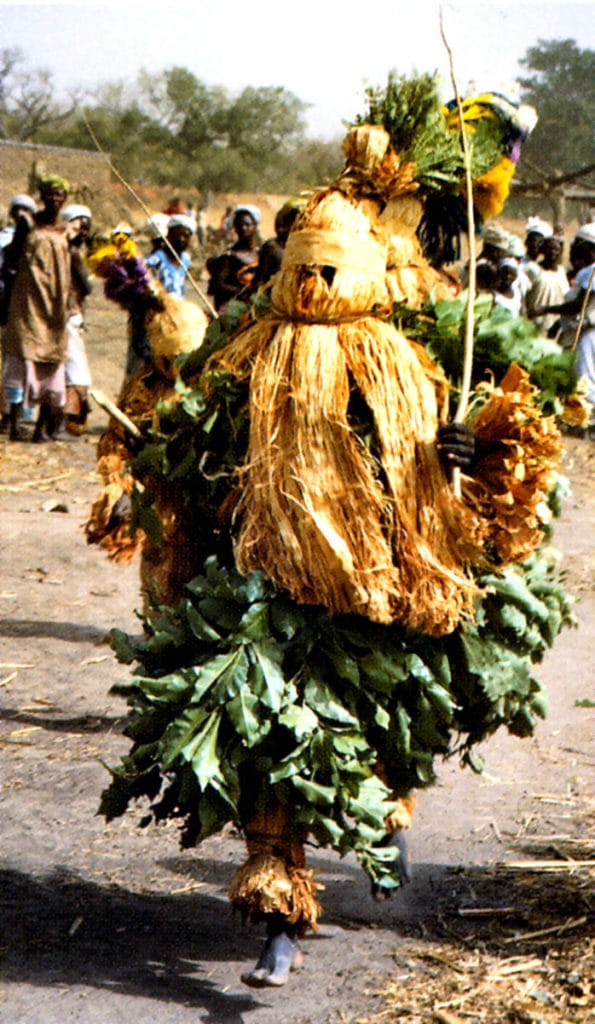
[99,116,571,984]
[200,126,561,929]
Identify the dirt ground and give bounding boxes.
[1,292,593,1024]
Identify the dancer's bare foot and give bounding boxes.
[370,829,412,901]
[242,914,303,987]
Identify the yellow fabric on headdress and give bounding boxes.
[473,156,516,220]
[86,238,139,273]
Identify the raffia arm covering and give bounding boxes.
[461,364,563,565]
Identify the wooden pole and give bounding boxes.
[440,9,477,497]
[90,388,141,438]
[82,114,218,321]
[571,264,595,353]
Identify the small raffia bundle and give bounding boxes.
[145,288,208,378]
[229,802,323,931]
[461,364,563,565]
[560,388,591,430]
[85,451,141,563]
[207,125,484,636]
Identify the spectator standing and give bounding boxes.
[0,194,37,433]
[2,174,71,442]
[525,235,569,337]
[251,199,304,292]
[206,205,261,312]
[493,257,523,317]
[532,223,595,420]
[145,214,195,298]
[61,204,94,436]
[522,217,551,272]
[122,215,194,379]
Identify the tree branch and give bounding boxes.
[516,160,595,193]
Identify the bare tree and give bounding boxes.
[0,48,81,141]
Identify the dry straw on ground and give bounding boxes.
[356,794,594,1024]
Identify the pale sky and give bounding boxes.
[1,0,594,138]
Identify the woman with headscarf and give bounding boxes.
[206,205,261,312]
[61,204,93,435]
[145,213,195,299]
[2,174,72,442]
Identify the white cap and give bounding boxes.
[9,194,37,215]
[575,222,595,245]
[525,216,553,239]
[167,213,197,233]
[144,213,170,239]
[62,204,92,222]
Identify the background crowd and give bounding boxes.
[1,174,594,444]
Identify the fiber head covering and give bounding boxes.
[62,204,92,222]
[482,223,510,251]
[38,173,70,196]
[111,222,134,240]
[525,216,553,239]
[234,204,261,225]
[167,213,197,233]
[144,213,170,239]
[9,194,37,215]
[575,222,595,245]
[499,256,519,271]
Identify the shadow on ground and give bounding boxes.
[0,707,125,734]
[0,618,110,644]
[1,867,262,1023]
[1,847,591,1019]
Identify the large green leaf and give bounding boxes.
[248,641,286,711]
[238,602,270,640]
[111,628,139,665]
[185,711,222,789]
[304,677,359,726]
[422,679,456,720]
[185,600,222,642]
[360,648,408,692]
[160,706,211,769]
[136,671,195,703]
[292,776,336,806]
[206,648,251,701]
[324,640,360,685]
[278,703,318,739]
[227,688,267,747]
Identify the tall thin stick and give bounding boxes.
[571,264,595,353]
[90,388,141,438]
[82,113,218,320]
[440,10,477,496]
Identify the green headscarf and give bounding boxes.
[38,173,70,196]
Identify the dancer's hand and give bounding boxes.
[437,422,476,471]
